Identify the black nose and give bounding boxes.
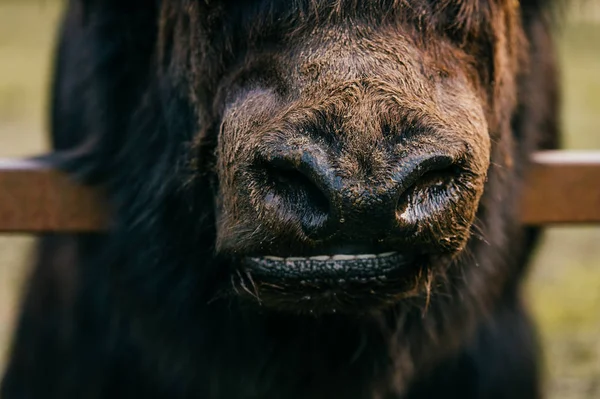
[254,144,461,240]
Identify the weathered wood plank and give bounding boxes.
[520,151,600,225]
[0,151,598,232]
[0,159,108,232]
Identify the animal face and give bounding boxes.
[0,1,556,396]
[169,1,515,314]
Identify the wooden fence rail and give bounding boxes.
[0,150,599,233]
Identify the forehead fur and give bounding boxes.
[158,0,534,139]
[160,0,524,58]
[168,0,519,31]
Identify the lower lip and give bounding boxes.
[242,252,417,283]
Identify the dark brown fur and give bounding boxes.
[1,1,563,398]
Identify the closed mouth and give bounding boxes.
[243,251,417,283]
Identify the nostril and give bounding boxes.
[395,157,464,221]
[415,164,462,192]
[258,159,331,234]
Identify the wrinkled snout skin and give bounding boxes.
[215,24,491,310]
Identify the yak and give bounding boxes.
[1,0,563,398]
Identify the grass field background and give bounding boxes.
[0,1,599,397]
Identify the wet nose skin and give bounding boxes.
[255,143,461,241]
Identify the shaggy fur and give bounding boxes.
[2,0,563,398]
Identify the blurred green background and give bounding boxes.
[0,1,598,397]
